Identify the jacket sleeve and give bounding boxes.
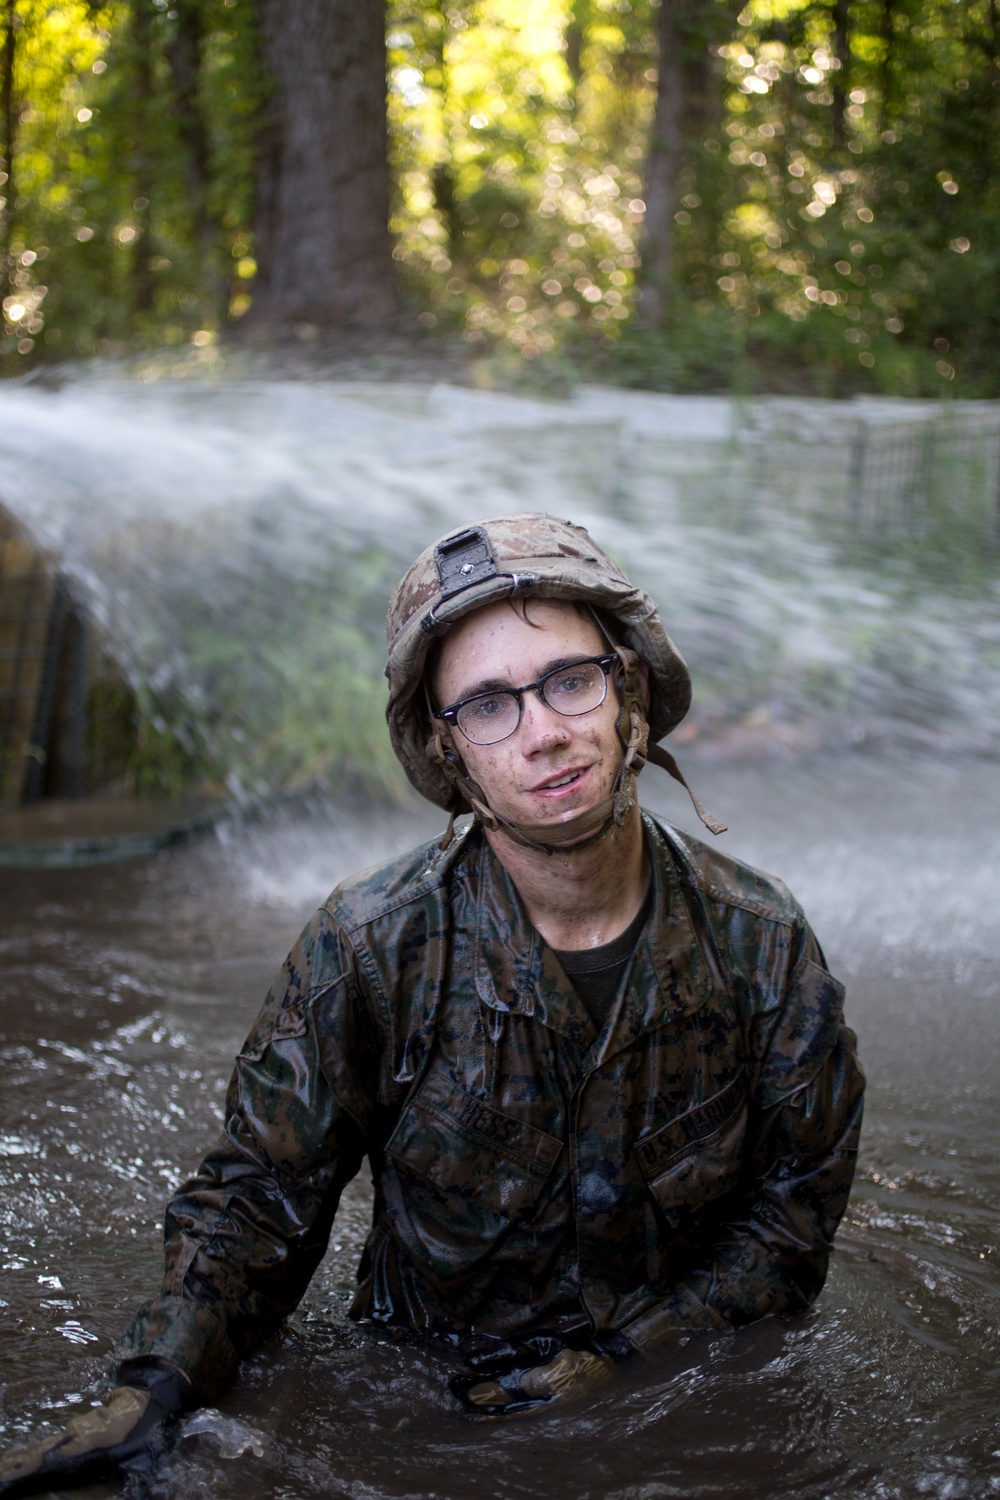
[115,908,380,1401]
[619,928,865,1356]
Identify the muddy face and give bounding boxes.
[433,598,624,831]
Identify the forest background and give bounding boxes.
[1,0,997,397]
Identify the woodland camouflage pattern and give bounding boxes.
[118,813,864,1401]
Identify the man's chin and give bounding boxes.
[492,789,623,844]
[517,794,599,829]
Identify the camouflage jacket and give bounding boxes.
[119,813,864,1400]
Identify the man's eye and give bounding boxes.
[550,666,595,699]
[469,695,509,721]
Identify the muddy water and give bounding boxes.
[1,752,997,1500]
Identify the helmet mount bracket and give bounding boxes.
[434,526,499,601]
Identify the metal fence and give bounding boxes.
[845,412,1000,548]
[725,407,1000,557]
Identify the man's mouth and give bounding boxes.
[533,768,586,792]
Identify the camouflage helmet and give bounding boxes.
[385,512,693,813]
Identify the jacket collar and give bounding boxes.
[472,813,716,1061]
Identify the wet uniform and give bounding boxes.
[119,813,864,1401]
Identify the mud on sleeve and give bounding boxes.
[116,910,379,1401]
[621,942,865,1355]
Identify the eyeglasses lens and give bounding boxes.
[456,694,520,745]
[456,660,608,746]
[542,660,606,715]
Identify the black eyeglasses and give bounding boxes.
[435,654,618,746]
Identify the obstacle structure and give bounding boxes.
[0,502,137,811]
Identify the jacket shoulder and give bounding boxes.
[643,811,803,930]
[321,820,474,934]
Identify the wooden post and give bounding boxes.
[0,513,55,806]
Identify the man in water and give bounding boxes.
[0,513,864,1494]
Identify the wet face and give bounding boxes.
[432,598,629,832]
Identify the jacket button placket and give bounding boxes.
[571,1068,632,1330]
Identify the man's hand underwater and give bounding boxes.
[450,1332,631,1416]
[0,1361,191,1498]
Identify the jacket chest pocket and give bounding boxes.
[634,1068,749,1230]
[385,1068,564,1276]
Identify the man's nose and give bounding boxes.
[517,692,572,752]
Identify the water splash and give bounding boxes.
[0,374,996,807]
[182,1410,268,1460]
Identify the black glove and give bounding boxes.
[450,1330,633,1416]
[0,1360,192,1498]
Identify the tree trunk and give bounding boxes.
[877,0,895,133]
[250,0,397,330]
[130,0,155,315]
[424,2,460,259]
[638,0,683,327]
[1,0,15,270]
[681,31,718,136]
[565,0,588,93]
[165,0,224,309]
[831,0,850,149]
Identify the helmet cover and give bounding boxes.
[385,513,692,812]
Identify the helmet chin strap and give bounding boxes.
[424,648,725,856]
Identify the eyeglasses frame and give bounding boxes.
[434,652,620,746]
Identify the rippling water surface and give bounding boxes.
[2,753,997,1500]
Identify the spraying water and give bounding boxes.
[0,374,997,811]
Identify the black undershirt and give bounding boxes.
[552,883,653,1034]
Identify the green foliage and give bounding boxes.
[387,0,653,357]
[1,0,998,389]
[667,0,1000,395]
[117,537,408,805]
[380,0,1000,394]
[1,0,261,369]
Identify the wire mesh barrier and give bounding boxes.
[845,413,1000,551]
[729,408,1000,562]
